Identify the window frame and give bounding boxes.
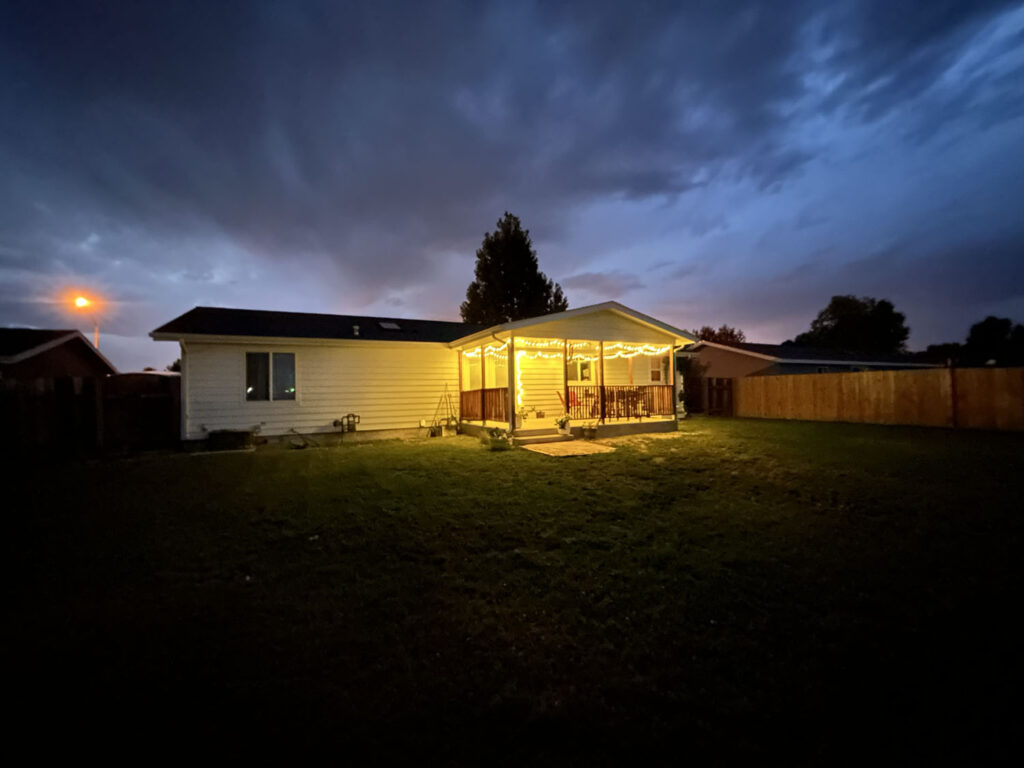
[244,350,299,403]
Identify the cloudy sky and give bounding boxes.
[2,0,1023,370]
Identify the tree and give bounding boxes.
[788,295,909,355]
[460,212,568,325]
[962,316,1024,366]
[166,358,181,372]
[691,324,746,345]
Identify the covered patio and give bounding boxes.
[450,302,695,435]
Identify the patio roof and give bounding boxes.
[448,301,696,348]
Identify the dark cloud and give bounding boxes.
[1,0,1022,367]
[561,270,645,298]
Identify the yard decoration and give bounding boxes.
[555,413,571,434]
[481,426,512,451]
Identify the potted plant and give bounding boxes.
[554,413,571,435]
[481,426,512,451]
[581,421,598,440]
[442,415,459,437]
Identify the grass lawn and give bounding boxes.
[6,418,1022,761]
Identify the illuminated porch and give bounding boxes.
[456,337,678,432]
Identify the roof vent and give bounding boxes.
[379,321,401,330]
[352,324,360,337]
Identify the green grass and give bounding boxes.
[6,418,1022,762]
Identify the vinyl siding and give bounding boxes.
[517,354,563,418]
[507,310,677,344]
[183,339,458,439]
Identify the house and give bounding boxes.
[682,340,939,378]
[150,302,696,442]
[0,328,118,380]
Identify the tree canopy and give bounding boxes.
[460,212,568,325]
[961,316,1024,366]
[691,325,746,345]
[788,295,909,355]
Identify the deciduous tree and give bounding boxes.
[788,295,909,355]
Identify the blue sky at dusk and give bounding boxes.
[2,1,1023,370]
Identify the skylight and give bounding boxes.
[378,321,401,330]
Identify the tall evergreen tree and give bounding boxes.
[460,213,568,325]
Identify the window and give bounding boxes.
[246,353,269,401]
[650,356,662,382]
[246,352,296,401]
[273,353,296,400]
[566,360,592,382]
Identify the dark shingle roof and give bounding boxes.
[152,306,485,344]
[0,328,76,357]
[731,341,923,364]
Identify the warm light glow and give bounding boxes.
[74,296,90,308]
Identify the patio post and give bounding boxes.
[480,344,486,425]
[599,341,606,424]
[508,337,516,433]
[670,345,678,422]
[562,339,569,420]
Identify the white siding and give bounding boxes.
[508,310,677,344]
[182,340,458,439]
[517,354,563,418]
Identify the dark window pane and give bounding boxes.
[246,353,269,401]
[273,353,296,400]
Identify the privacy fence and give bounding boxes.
[733,367,1024,431]
[1,374,181,454]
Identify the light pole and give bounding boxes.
[74,296,100,348]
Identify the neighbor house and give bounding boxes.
[0,328,118,380]
[151,302,696,442]
[682,340,938,378]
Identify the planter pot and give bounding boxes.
[442,425,457,437]
[557,426,571,435]
[483,437,512,451]
[581,427,597,440]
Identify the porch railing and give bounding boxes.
[460,387,508,422]
[567,385,674,421]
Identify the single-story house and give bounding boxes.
[681,340,938,378]
[0,328,118,380]
[151,302,696,442]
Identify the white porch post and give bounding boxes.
[507,337,516,433]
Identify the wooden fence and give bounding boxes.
[733,367,1024,430]
[1,374,181,453]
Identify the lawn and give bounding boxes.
[6,418,1022,762]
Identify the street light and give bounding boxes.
[72,295,100,348]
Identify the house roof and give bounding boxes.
[0,328,77,357]
[448,301,697,347]
[0,327,118,373]
[151,306,486,344]
[687,339,936,367]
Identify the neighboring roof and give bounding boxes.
[687,339,936,367]
[0,327,118,374]
[448,301,697,347]
[151,306,486,344]
[0,328,77,358]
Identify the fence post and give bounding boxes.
[949,367,959,429]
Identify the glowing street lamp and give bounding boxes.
[72,295,101,348]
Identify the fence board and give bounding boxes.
[734,367,1024,431]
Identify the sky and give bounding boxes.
[2,0,1023,371]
